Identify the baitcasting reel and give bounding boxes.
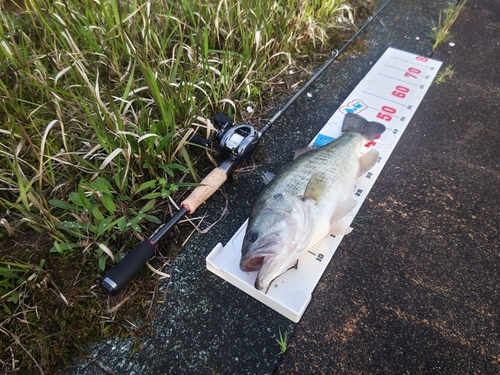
[191,113,260,164]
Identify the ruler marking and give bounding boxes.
[367,106,401,119]
[362,90,408,106]
[389,55,431,69]
[362,104,402,119]
[376,73,420,86]
[383,64,425,78]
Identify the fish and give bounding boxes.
[239,113,386,293]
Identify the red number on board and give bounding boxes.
[381,106,396,114]
[376,105,397,122]
[365,135,382,148]
[392,85,409,98]
[376,112,391,121]
[404,67,421,79]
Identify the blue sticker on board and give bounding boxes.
[313,134,335,148]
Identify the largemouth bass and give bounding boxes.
[239,113,386,293]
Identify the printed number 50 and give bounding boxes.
[376,105,396,122]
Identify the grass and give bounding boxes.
[427,0,468,50]
[276,328,289,355]
[434,65,454,84]
[0,0,374,373]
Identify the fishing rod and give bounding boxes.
[100,0,393,296]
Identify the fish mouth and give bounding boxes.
[240,252,275,272]
[240,235,280,272]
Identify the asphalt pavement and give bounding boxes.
[60,0,500,373]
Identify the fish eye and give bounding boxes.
[246,230,259,243]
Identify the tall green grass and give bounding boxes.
[0,0,356,254]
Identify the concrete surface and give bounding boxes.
[60,0,500,373]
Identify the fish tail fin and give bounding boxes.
[342,113,386,141]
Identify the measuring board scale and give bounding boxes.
[206,47,442,322]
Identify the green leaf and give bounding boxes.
[134,180,157,195]
[101,195,116,214]
[0,280,15,288]
[114,252,125,263]
[141,192,161,200]
[10,291,19,304]
[140,199,156,213]
[49,199,78,211]
[98,255,106,271]
[78,186,91,210]
[97,216,114,234]
[3,303,11,315]
[166,163,189,175]
[92,206,105,221]
[157,130,175,152]
[0,268,22,278]
[180,145,198,182]
[131,223,142,232]
[49,241,82,253]
[117,218,126,231]
[159,163,174,177]
[143,214,161,224]
[68,191,85,207]
[90,181,112,195]
[60,221,86,229]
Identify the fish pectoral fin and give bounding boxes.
[303,173,328,202]
[329,199,356,235]
[358,149,380,177]
[330,220,353,236]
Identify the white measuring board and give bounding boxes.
[206,47,442,322]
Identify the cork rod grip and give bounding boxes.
[181,167,228,214]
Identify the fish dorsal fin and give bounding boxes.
[303,173,328,202]
[358,149,380,177]
[293,146,314,160]
[329,199,356,235]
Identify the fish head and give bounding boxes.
[240,192,314,291]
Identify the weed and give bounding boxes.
[0,258,45,315]
[427,0,467,50]
[276,328,289,355]
[434,65,454,84]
